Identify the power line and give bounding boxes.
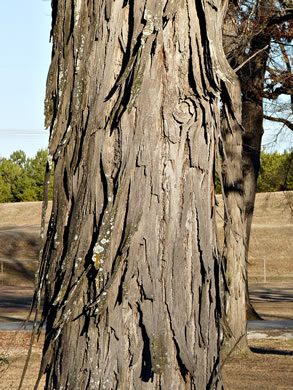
[0,131,46,133]
[0,129,48,134]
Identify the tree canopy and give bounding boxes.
[257,148,293,192]
[0,149,53,203]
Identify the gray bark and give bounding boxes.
[240,1,272,253]
[219,1,248,355]
[28,1,239,389]
[219,80,248,355]
[220,0,273,353]
[240,0,272,321]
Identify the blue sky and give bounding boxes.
[0,0,51,158]
[0,1,291,159]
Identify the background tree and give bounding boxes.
[26,150,54,200]
[257,148,293,191]
[10,150,27,167]
[0,175,13,203]
[0,149,53,203]
[24,1,242,389]
[224,0,292,240]
[220,0,293,353]
[0,157,31,202]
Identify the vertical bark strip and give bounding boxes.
[33,1,238,388]
[219,79,247,355]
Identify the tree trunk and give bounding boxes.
[32,1,238,389]
[220,0,273,353]
[240,11,271,258]
[239,0,272,320]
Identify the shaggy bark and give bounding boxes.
[219,1,248,355]
[27,1,239,389]
[219,1,275,355]
[219,80,247,355]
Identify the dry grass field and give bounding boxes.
[216,191,293,282]
[0,193,292,389]
[0,332,45,390]
[223,337,293,390]
[0,331,293,390]
[248,191,293,282]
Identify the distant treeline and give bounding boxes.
[0,150,53,203]
[0,149,292,202]
[257,149,293,192]
[216,149,293,194]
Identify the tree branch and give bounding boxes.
[279,42,293,112]
[263,114,293,131]
[268,11,293,26]
[263,87,293,100]
[234,44,269,72]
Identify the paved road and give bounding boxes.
[248,320,293,330]
[0,321,45,331]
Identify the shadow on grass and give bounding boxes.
[0,315,35,324]
[251,347,293,356]
[260,313,293,320]
[4,259,37,284]
[250,286,293,303]
[0,294,34,310]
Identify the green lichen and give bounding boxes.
[93,253,101,270]
[44,97,54,129]
[127,45,145,112]
[150,336,168,374]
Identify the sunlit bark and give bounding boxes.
[26,1,240,389]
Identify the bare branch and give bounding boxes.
[279,42,293,112]
[272,40,293,47]
[268,10,293,26]
[263,114,293,131]
[263,87,293,99]
[279,43,292,74]
[234,44,270,72]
